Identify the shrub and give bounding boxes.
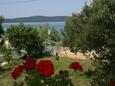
[11,56,83,86]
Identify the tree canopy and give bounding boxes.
[63,0,115,85]
[7,24,62,57]
[37,24,61,42]
[0,16,4,46]
[0,16,4,37]
[7,24,41,57]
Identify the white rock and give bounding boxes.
[1,61,8,67]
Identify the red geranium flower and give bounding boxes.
[23,57,36,72]
[69,62,83,72]
[12,65,24,80]
[36,60,54,77]
[111,80,115,86]
[78,65,83,72]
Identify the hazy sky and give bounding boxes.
[0,0,92,18]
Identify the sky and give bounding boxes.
[0,0,92,18]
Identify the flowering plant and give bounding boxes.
[36,60,54,77]
[111,80,115,86]
[12,57,36,80]
[12,65,25,80]
[12,56,83,86]
[69,61,83,72]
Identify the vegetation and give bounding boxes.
[2,48,12,64]
[0,16,4,46]
[1,0,115,85]
[63,0,115,85]
[37,24,61,42]
[0,16,4,36]
[0,57,94,86]
[0,16,5,61]
[7,24,39,51]
[49,27,61,42]
[6,24,62,58]
[7,24,40,58]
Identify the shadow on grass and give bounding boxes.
[79,69,96,79]
[0,66,13,73]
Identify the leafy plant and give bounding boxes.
[11,56,84,86]
[3,48,12,64]
[63,0,115,85]
[7,24,40,58]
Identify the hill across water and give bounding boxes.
[4,16,68,23]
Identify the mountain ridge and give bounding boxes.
[4,16,68,23]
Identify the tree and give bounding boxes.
[0,16,4,36]
[49,27,61,42]
[63,0,115,85]
[0,16,5,55]
[37,24,49,42]
[2,48,12,64]
[37,24,61,42]
[0,16,4,46]
[7,24,41,58]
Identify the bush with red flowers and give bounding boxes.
[23,57,36,72]
[12,56,84,86]
[12,65,24,80]
[111,80,115,86]
[69,61,83,72]
[36,60,54,77]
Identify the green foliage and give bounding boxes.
[7,24,61,58]
[7,24,39,50]
[49,27,61,42]
[25,68,74,86]
[84,69,95,78]
[0,16,4,47]
[0,16,4,35]
[37,24,62,42]
[29,50,40,59]
[3,48,12,64]
[63,0,115,85]
[0,16,4,57]
[0,57,93,86]
[7,24,40,58]
[37,24,49,42]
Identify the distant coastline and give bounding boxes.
[2,22,65,31]
[4,16,68,23]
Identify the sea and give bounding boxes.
[2,22,65,31]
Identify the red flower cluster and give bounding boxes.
[12,56,36,79]
[36,60,54,77]
[23,57,36,72]
[69,62,83,72]
[12,56,54,79]
[12,65,24,79]
[12,55,84,81]
[111,80,115,86]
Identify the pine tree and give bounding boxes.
[63,0,115,85]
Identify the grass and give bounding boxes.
[41,57,95,86]
[0,57,95,86]
[0,59,23,86]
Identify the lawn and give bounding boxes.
[0,57,95,86]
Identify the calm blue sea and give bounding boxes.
[2,22,65,31]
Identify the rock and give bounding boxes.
[1,61,8,67]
